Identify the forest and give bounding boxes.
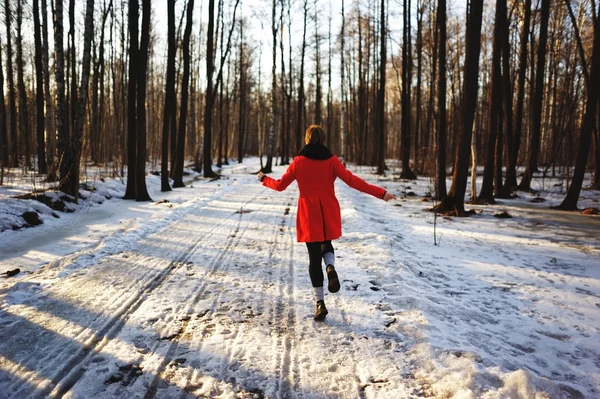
[0,0,598,214]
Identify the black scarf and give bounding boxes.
[298,144,334,160]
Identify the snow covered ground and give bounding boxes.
[0,158,599,398]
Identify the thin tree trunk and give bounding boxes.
[5,0,18,168]
[237,16,245,163]
[64,0,96,199]
[415,0,424,173]
[480,0,505,202]
[203,0,217,177]
[340,0,346,161]
[434,0,447,197]
[559,11,600,209]
[135,0,152,201]
[501,0,514,193]
[16,0,31,168]
[296,0,308,155]
[173,0,195,187]
[511,0,532,189]
[42,0,55,179]
[53,0,69,192]
[33,0,47,174]
[263,0,277,173]
[314,0,322,125]
[519,0,551,190]
[0,36,7,174]
[124,0,139,199]
[162,0,176,191]
[376,0,386,174]
[438,0,484,214]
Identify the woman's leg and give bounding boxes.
[321,240,340,293]
[306,242,324,300]
[306,242,328,320]
[320,241,335,268]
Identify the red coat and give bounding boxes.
[262,155,386,243]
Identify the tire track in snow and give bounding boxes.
[21,191,262,399]
[142,190,278,398]
[271,199,296,398]
[140,193,298,398]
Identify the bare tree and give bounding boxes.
[0,36,7,178]
[296,0,309,154]
[135,0,152,201]
[559,7,600,209]
[173,0,195,187]
[53,0,69,191]
[41,0,56,179]
[162,0,176,192]
[203,0,217,177]
[434,0,447,197]
[375,0,386,174]
[479,0,505,203]
[262,0,277,173]
[402,0,417,180]
[436,0,484,214]
[510,0,532,190]
[63,0,96,198]
[124,0,139,199]
[4,0,18,167]
[519,0,551,191]
[33,0,47,174]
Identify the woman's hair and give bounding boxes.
[305,125,326,145]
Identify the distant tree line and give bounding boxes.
[0,0,598,211]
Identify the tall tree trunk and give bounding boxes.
[376,0,386,174]
[511,0,532,189]
[296,0,308,155]
[480,0,505,202]
[173,0,195,187]
[519,0,551,190]
[124,0,139,199]
[401,0,416,179]
[53,0,69,192]
[314,0,322,125]
[16,0,31,168]
[237,17,245,163]
[559,12,600,209]
[501,0,514,193]
[42,0,55,179]
[340,0,346,161]
[434,0,447,197]
[263,0,277,173]
[415,0,424,173]
[33,0,47,174]
[135,0,152,201]
[69,0,77,138]
[5,0,18,167]
[0,36,7,173]
[64,0,96,199]
[162,0,176,191]
[438,0,484,214]
[203,0,217,177]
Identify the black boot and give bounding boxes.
[314,300,328,321]
[326,265,340,293]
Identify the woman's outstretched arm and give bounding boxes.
[258,162,297,192]
[333,157,396,201]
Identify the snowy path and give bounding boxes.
[1,160,599,398]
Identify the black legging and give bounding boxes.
[305,241,334,287]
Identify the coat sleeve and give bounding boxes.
[333,157,386,199]
[262,162,296,192]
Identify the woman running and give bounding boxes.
[258,125,395,321]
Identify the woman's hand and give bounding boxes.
[383,192,396,202]
[257,172,265,182]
